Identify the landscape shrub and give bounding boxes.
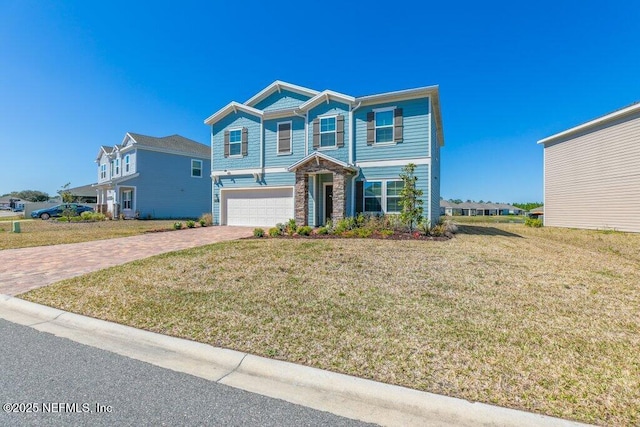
[186,220,196,228]
[80,212,106,222]
[286,218,297,235]
[253,228,265,237]
[430,223,447,237]
[525,218,543,228]
[379,229,394,238]
[268,227,281,237]
[199,213,213,227]
[275,222,287,234]
[443,219,458,234]
[297,225,312,236]
[316,226,329,235]
[173,222,183,230]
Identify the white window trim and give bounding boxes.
[276,121,293,155]
[124,155,130,173]
[100,164,107,179]
[122,189,133,210]
[318,115,337,150]
[228,127,243,157]
[363,179,403,214]
[373,106,396,146]
[191,159,203,178]
[115,158,120,175]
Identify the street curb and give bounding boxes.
[0,295,592,427]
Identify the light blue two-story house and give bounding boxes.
[204,81,444,227]
[94,132,211,219]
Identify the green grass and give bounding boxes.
[0,220,181,250]
[21,223,640,425]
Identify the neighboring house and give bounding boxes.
[0,197,25,211]
[204,81,444,227]
[528,206,544,219]
[538,103,640,232]
[440,200,524,216]
[94,133,211,219]
[65,184,98,203]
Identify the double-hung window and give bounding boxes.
[191,159,203,177]
[364,180,404,213]
[375,110,394,144]
[320,117,336,148]
[124,155,130,173]
[229,129,242,156]
[115,159,120,175]
[100,164,107,179]
[122,190,132,210]
[277,122,292,155]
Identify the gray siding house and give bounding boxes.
[538,103,640,232]
[94,133,211,219]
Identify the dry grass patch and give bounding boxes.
[22,224,640,425]
[0,220,179,250]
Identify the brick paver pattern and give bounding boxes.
[0,226,253,296]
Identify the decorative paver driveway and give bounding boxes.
[0,226,253,296]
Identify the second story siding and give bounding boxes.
[354,97,431,163]
[253,89,312,112]
[263,116,305,168]
[307,100,350,164]
[212,110,261,171]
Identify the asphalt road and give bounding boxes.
[0,319,374,427]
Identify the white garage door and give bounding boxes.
[223,188,294,227]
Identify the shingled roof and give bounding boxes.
[127,133,210,158]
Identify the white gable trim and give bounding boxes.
[287,151,357,172]
[204,101,263,126]
[299,90,356,111]
[537,102,640,145]
[245,80,319,107]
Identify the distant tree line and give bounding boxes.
[443,198,543,211]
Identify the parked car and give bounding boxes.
[31,204,94,220]
[0,206,11,210]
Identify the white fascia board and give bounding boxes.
[245,80,319,107]
[211,167,289,177]
[537,102,640,145]
[356,85,439,105]
[356,158,431,168]
[204,102,263,126]
[299,90,356,111]
[263,108,299,120]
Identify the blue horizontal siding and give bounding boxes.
[430,109,441,225]
[307,100,350,164]
[354,97,431,162]
[264,116,305,168]
[253,89,312,111]
[132,150,211,219]
[212,111,261,171]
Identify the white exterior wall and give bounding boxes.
[542,110,640,232]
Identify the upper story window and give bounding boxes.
[277,122,292,155]
[224,127,248,158]
[114,159,120,175]
[320,117,336,148]
[375,110,394,143]
[100,164,107,179]
[191,159,203,178]
[367,108,403,146]
[124,155,130,173]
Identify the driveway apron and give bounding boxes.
[0,226,253,296]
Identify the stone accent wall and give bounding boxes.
[293,157,354,226]
[294,170,309,226]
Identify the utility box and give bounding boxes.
[12,221,20,233]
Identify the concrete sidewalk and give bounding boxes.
[0,226,253,295]
[0,296,592,427]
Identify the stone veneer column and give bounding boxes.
[295,171,308,226]
[332,172,346,222]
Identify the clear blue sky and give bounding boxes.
[2,1,639,203]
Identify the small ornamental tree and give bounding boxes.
[399,163,423,232]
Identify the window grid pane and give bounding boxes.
[230,130,242,143]
[229,143,241,156]
[375,111,393,127]
[320,133,335,147]
[364,182,381,197]
[387,197,401,213]
[386,181,404,196]
[376,127,393,143]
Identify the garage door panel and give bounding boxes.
[223,188,294,227]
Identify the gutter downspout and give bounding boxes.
[349,102,362,216]
[260,117,264,179]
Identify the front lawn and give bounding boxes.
[0,220,182,250]
[21,223,640,425]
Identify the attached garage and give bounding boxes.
[221,187,294,226]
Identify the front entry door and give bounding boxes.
[324,185,333,224]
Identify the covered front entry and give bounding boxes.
[288,152,357,226]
